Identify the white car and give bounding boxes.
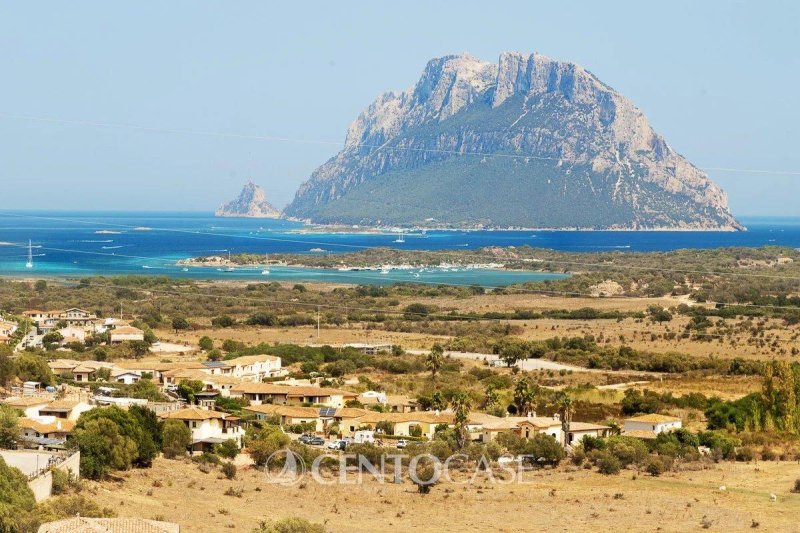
[396,439,408,449]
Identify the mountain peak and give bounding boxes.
[216,180,281,218]
[286,51,742,231]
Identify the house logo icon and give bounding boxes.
[263,448,306,485]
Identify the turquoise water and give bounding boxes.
[0,211,797,286]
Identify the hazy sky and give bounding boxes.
[1,1,798,216]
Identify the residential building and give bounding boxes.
[18,417,76,447]
[158,406,243,453]
[565,422,612,446]
[202,354,283,381]
[244,404,326,433]
[38,400,94,421]
[1,397,53,418]
[108,326,145,344]
[623,414,682,438]
[111,370,142,385]
[71,365,96,382]
[230,383,357,407]
[57,326,86,345]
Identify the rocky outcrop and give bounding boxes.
[285,52,743,230]
[216,180,281,218]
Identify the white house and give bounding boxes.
[230,383,357,408]
[158,406,243,453]
[111,370,142,385]
[623,414,682,438]
[1,397,53,418]
[202,354,282,382]
[38,400,94,421]
[108,326,145,344]
[57,326,87,345]
[565,422,612,446]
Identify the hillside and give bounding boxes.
[284,52,742,230]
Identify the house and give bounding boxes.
[57,326,87,345]
[202,354,283,381]
[477,414,564,444]
[18,417,76,446]
[230,383,357,408]
[111,370,141,385]
[161,368,242,397]
[114,360,206,382]
[37,518,180,533]
[623,414,682,438]
[159,406,243,453]
[244,404,325,433]
[58,308,97,327]
[0,318,17,339]
[38,400,93,421]
[341,411,454,440]
[18,331,44,350]
[565,422,612,446]
[108,326,145,344]
[1,397,53,418]
[386,395,418,413]
[70,365,96,382]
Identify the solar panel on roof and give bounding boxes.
[319,407,337,417]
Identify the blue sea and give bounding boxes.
[0,211,798,286]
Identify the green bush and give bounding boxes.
[595,451,622,475]
[222,461,237,480]
[215,439,240,459]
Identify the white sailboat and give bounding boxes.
[393,233,405,243]
[224,250,235,272]
[25,240,33,268]
[261,254,270,275]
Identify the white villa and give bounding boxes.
[159,406,243,453]
[201,354,283,381]
[623,414,682,439]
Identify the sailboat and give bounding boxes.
[261,254,270,275]
[393,233,405,243]
[25,240,33,269]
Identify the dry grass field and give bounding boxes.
[86,457,800,532]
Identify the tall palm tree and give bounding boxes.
[426,344,444,380]
[513,377,538,416]
[553,391,573,446]
[451,392,472,449]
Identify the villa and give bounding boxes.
[230,383,357,407]
[201,354,283,381]
[623,414,682,439]
[158,406,243,453]
[108,325,145,344]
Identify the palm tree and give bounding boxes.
[451,392,472,449]
[513,377,538,416]
[553,391,573,445]
[426,344,444,380]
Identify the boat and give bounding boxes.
[261,254,270,275]
[25,240,33,268]
[181,268,189,272]
[393,233,406,243]
[380,265,391,274]
[225,250,236,272]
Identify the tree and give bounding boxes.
[198,336,214,351]
[0,456,37,531]
[128,378,167,402]
[0,404,20,449]
[162,419,191,459]
[14,354,55,385]
[212,315,236,328]
[246,313,278,326]
[128,404,161,466]
[450,392,472,449]
[129,340,151,358]
[647,305,673,324]
[521,433,565,467]
[177,380,205,404]
[249,431,291,466]
[42,332,64,346]
[73,407,148,478]
[513,377,539,415]
[0,350,14,387]
[552,391,573,439]
[215,439,239,459]
[171,317,190,333]
[34,279,47,292]
[94,367,111,381]
[425,344,444,380]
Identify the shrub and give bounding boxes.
[521,434,565,467]
[645,456,666,477]
[215,439,240,459]
[595,451,622,475]
[162,419,191,459]
[199,336,214,351]
[252,517,325,533]
[222,462,237,480]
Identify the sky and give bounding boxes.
[0,1,798,216]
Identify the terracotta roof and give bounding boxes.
[41,400,80,411]
[158,406,228,421]
[386,395,416,406]
[350,411,455,425]
[625,414,681,424]
[19,417,76,434]
[244,404,321,419]
[110,326,144,335]
[334,407,373,419]
[37,517,179,533]
[1,396,52,407]
[71,365,96,374]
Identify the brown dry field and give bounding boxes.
[87,457,800,533]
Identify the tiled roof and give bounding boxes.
[41,400,80,411]
[158,406,227,421]
[19,417,76,434]
[1,396,52,407]
[232,383,355,398]
[625,414,681,424]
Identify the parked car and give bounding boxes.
[396,439,408,449]
[327,439,347,451]
[298,434,315,444]
[307,436,325,446]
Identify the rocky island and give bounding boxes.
[216,180,282,218]
[284,52,743,231]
